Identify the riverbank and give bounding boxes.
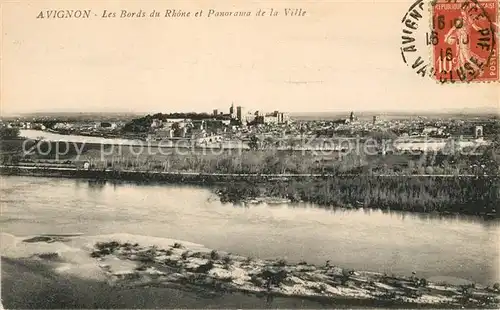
[215,177,499,217]
[2,233,498,309]
[1,257,337,309]
[2,165,498,217]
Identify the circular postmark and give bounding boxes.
[400,0,498,83]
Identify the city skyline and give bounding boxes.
[3,105,498,118]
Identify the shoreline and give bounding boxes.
[1,166,498,218]
[1,233,499,309]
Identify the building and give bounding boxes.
[475,125,484,139]
[254,111,290,125]
[236,106,245,122]
[255,115,277,124]
[192,120,205,130]
[229,103,237,119]
[277,112,290,124]
[165,119,190,128]
[193,134,223,145]
[150,119,162,128]
[156,128,174,138]
[213,109,219,116]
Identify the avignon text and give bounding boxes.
[37,10,92,19]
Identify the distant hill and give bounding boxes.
[291,107,499,120]
[3,112,144,122]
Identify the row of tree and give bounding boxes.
[0,127,20,139]
[216,176,499,216]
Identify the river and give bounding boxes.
[19,129,247,149]
[1,175,499,285]
[20,129,142,145]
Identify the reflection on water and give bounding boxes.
[1,175,499,285]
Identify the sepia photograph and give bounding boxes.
[0,0,499,308]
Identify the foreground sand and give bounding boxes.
[1,233,499,309]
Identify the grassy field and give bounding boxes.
[0,138,494,176]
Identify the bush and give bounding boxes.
[37,252,60,260]
[250,275,264,287]
[210,250,220,260]
[92,240,122,257]
[222,255,232,264]
[189,252,207,259]
[135,247,157,263]
[492,282,500,291]
[173,242,183,249]
[196,261,214,273]
[122,242,134,250]
[96,241,121,251]
[340,268,355,286]
[90,251,103,258]
[261,268,288,287]
[0,127,20,139]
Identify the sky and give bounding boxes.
[1,0,499,115]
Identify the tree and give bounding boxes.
[433,166,444,175]
[479,146,499,175]
[248,135,260,150]
[407,160,416,174]
[263,137,274,150]
[0,127,20,139]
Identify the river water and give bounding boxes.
[1,175,499,285]
[19,129,247,149]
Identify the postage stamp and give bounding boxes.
[430,0,499,83]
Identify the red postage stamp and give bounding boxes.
[431,0,498,83]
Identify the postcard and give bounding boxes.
[1,0,499,309]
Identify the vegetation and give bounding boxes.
[172,242,183,249]
[36,252,60,260]
[73,140,497,176]
[216,175,499,216]
[260,268,288,289]
[81,239,500,308]
[0,127,20,139]
[2,132,499,216]
[210,250,220,260]
[91,240,122,257]
[122,112,224,133]
[195,260,214,273]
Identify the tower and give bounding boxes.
[236,106,245,122]
[349,111,355,122]
[230,103,236,119]
[475,126,483,139]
